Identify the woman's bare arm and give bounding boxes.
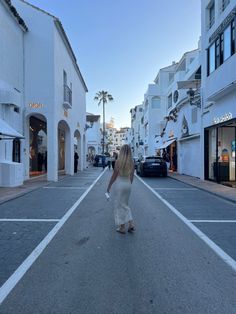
[130,162,135,183]
[107,165,119,193]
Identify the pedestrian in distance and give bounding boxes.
[107,144,135,234]
[74,151,79,173]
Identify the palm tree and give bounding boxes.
[94,91,113,154]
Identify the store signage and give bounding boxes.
[29,103,44,108]
[209,6,236,44]
[213,112,233,124]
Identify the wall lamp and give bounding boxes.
[187,88,201,108]
[84,121,94,131]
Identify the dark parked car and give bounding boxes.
[133,156,140,169]
[136,156,167,177]
[93,155,108,167]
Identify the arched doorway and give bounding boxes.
[74,129,81,171]
[28,114,47,177]
[88,146,96,162]
[58,120,71,174]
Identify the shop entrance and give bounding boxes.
[205,120,236,187]
[29,115,47,177]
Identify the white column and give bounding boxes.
[47,120,58,182]
[65,130,73,175]
[23,117,30,180]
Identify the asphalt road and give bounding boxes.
[0,168,236,313]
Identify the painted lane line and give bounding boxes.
[0,219,60,222]
[135,175,236,272]
[191,220,236,223]
[0,170,105,305]
[153,188,197,190]
[43,187,87,189]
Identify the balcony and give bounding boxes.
[63,84,72,109]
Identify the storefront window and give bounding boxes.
[206,122,236,185]
[208,128,217,180]
[29,116,47,176]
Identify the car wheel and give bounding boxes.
[163,171,167,177]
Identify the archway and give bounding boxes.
[27,114,47,177]
[58,120,71,174]
[74,129,81,172]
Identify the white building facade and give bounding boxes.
[0,0,27,186]
[201,0,236,186]
[130,105,144,157]
[159,49,202,177]
[86,113,101,158]
[12,0,87,183]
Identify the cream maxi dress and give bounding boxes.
[112,172,133,226]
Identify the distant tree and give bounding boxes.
[94,91,113,154]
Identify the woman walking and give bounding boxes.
[107,144,135,234]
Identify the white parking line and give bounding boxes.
[191,220,236,223]
[0,219,60,222]
[43,187,87,189]
[0,170,106,305]
[136,175,236,272]
[153,188,197,190]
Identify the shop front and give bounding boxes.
[29,115,47,177]
[204,117,236,187]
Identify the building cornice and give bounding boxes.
[2,0,28,31]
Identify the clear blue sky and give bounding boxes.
[25,0,201,129]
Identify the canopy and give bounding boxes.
[156,138,176,150]
[0,119,24,139]
[177,80,200,90]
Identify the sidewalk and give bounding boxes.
[169,172,236,204]
[0,173,67,205]
[1,169,235,205]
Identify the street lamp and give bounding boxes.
[187,88,201,108]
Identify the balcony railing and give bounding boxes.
[63,84,72,109]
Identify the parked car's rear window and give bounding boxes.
[145,157,163,163]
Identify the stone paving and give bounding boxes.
[0,169,235,205]
[169,172,236,203]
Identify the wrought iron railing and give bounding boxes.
[64,85,72,106]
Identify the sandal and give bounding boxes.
[116,227,126,234]
[128,226,136,233]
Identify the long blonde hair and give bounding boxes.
[116,144,133,176]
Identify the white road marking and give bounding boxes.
[190,220,236,223]
[0,219,60,222]
[43,186,87,189]
[0,170,105,305]
[153,188,197,190]
[136,175,236,272]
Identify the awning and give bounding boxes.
[177,80,200,90]
[156,138,176,150]
[0,119,24,139]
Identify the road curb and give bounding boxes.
[169,175,236,204]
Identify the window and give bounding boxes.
[12,139,20,163]
[209,1,215,29]
[63,70,67,85]
[208,43,216,74]
[207,18,236,76]
[191,108,198,124]
[224,25,231,60]
[222,0,230,11]
[231,19,235,54]
[139,108,143,112]
[168,94,172,109]
[151,97,161,109]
